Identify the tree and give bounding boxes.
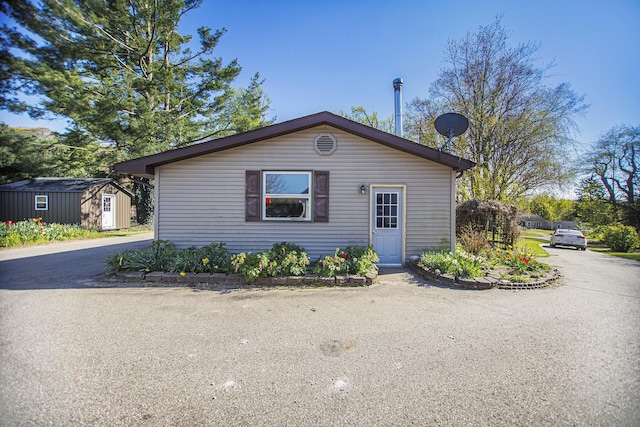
[405,17,587,202]
[0,124,110,184]
[338,106,394,133]
[574,176,619,228]
[585,124,639,227]
[1,0,273,222]
[529,194,575,222]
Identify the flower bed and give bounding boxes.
[411,246,560,290]
[1,218,98,247]
[105,241,380,288]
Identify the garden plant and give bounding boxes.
[106,241,380,282]
[0,218,100,247]
[418,244,552,283]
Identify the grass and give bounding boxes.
[588,247,640,261]
[523,228,640,261]
[515,237,550,258]
[522,228,553,239]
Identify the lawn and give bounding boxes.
[515,237,550,258]
[588,247,640,261]
[522,228,640,262]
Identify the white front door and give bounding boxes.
[102,194,115,229]
[372,187,403,266]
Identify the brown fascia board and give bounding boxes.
[112,111,475,178]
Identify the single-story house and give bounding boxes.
[519,214,550,229]
[0,178,133,230]
[113,111,475,266]
[519,214,578,230]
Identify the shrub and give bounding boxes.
[602,224,640,252]
[458,224,490,255]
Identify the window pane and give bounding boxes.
[265,197,308,218]
[35,195,47,210]
[377,194,383,204]
[265,173,309,195]
[391,193,398,204]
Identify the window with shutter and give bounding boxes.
[246,170,329,222]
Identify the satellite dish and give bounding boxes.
[434,113,469,151]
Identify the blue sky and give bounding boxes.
[1,0,638,151]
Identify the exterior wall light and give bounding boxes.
[359,184,367,195]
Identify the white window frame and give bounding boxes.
[262,171,312,221]
[35,195,48,211]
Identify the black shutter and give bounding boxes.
[246,170,260,222]
[313,171,329,222]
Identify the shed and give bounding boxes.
[0,178,133,230]
[113,111,475,266]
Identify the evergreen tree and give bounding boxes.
[1,0,273,222]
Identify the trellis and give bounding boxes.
[456,199,520,248]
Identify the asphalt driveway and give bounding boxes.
[0,232,153,289]
[0,239,638,426]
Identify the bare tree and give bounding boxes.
[405,18,587,202]
[587,124,640,227]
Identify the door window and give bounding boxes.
[376,192,399,229]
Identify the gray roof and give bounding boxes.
[0,178,133,197]
[113,111,476,178]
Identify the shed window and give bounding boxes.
[263,172,311,221]
[35,195,48,210]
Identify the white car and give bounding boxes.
[550,229,587,250]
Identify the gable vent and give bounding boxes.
[314,133,337,155]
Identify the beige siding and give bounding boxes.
[156,126,453,260]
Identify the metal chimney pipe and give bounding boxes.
[393,78,403,137]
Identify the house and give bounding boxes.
[113,112,475,266]
[519,214,551,229]
[519,214,578,230]
[0,178,133,230]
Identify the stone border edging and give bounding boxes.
[407,260,560,290]
[105,269,378,289]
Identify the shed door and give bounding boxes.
[372,188,403,266]
[102,194,115,229]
